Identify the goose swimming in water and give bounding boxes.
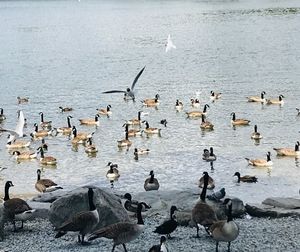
[234,172,257,183]
[144,170,160,191]
[245,152,273,167]
[246,91,266,103]
[273,141,300,157]
[251,125,262,140]
[231,112,250,126]
[266,95,284,105]
[102,66,146,101]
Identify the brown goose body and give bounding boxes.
[245,152,273,167]
[38,147,57,165]
[192,171,218,237]
[273,142,300,157]
[35,169,63,193]
[251,125,262,140]
[57,116,73,134]
[246,91,266,103]
[13,151,37,161]
[234,172,257,183]
[79,115,100,126]
[32,123,53,138]
[71,126,93,144]
[142,120,161,135]
[59,106,73,112]
[6,140,31,149]
[88,203,147,251]
[231,112,250,126]
[199,172,215,189]
[187,104,209,118]
[266,95,284,105]
[142,94,160,107]
[200,114,214,130]
[97,105,112,117]
[39,112,52,129]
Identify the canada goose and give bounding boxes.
[12,150,37,161]
[117,131,132,148]
[6,138,31,149]
[251,125,262,140]
[231,112,250,126]
[148,236,168,252]
[57,116,73,135]
[97,105,112,117]
[126,111,143,126]
[246,91,266,103]
[209,198,239,252]
[134,148,150,160]
[0,108,6,121]
[88,202,148,251]
[153,206,178,238]
[0,110,26,139]
[199,172,215,189]
[210,91,222,101]
[35,169,63,193]
[202,147,217,162]
[245,152,273,167]
[102,66,146,101]
[165,34,176,52]
[37,146,57,165]
[200,114,214,130]
[191,171,218,237]
[3,181,35,231]
[186,104,209,118]
[190,98,200,108]
[39,112,52,129]
[144,170,160,191]
[17,96,29,103]
[85,138,98,154]
[273,141,300,157]
[207,188,226,202]
[123,123,142,137]
[40,138,48,152]
[59,106,73,112]
[71,126,94,144]
[55,188,99,244]
[142,94,160,107]
[31,123,53,138]
[79,114,100,126]
[266,95,284,105]
[142,120,161,135]
[234,172,257,183]
[175,99,183,111]
[106,162,120,181]
[123,193,151,213]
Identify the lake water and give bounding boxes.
[0,0,300,203]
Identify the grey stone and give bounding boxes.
[262,197,300,209]
[245,203,300,218]
[49,186,129,230]
[27,201,51,219]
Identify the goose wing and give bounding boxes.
[131,66,146,91]
[4,198,31,214]
[39,178,57,187]
[88,222,134,240]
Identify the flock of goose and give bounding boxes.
[1,84,298,251]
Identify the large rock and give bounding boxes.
[49,186,129,230]
[262,197,300,209]
[245,202,300,218]
[0,204,4,241]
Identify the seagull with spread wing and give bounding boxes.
[102,66,146,101]
[0,110,26,142]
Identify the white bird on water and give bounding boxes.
[165,34,176,52]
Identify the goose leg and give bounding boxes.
[13,221,17,232]
[216,241,219,252]
[196,225,199,238]
[78,235,81,243]
[227,242,231,252]
[20,221,24,229]
[122,244,128,252]
[112,244,116,252]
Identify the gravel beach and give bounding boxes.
[1,215,299,252]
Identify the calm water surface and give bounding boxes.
[0,0,300,203]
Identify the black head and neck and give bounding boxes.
[107,105,111,111]
[136,202,147,225]
[37,169,41,181]
[72,126,77,137]
[88,188,96,211]
[149,170,154,183]
[138,111,142,120]
[201,114,206,123]
[38,146,45,158]
[231,112,236,121]
[95,114,99,122]
[203,104,209,113]
[67,116,72,128]
[254,125,258,133]
[0,108,3,115]
[124,193,132,201]
[155,94,160,99]
[34,123,39,132]
[279,95,284,101]
[170,205,178,220]
[233,172,241,182]
[295,141,300,151]
[200,172,209,201]
[143,121,149,129]
[267,152,271,161]
[39,112,44,122]
[123,123,129,132]
[261,91,266,99]
[4,181,14,201]
[223,198,233,222]
[209,147,214,156]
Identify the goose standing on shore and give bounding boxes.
[153,206,178,238]
[192,171,218,237]
[88,202,148,251]
[209,198,239,252]
[55,188,99,244]
[144,170,160,191]
[35,169,63,193]
[148,236,168,252]
[3,181,35,231]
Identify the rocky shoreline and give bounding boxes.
[0,188,300,251]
